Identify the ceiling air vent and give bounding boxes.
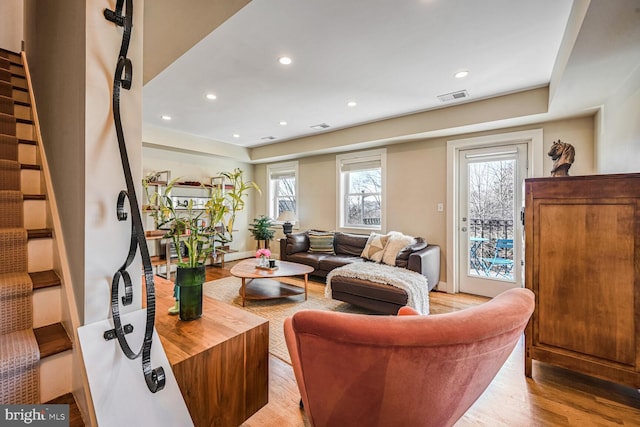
[310,123,331,130]
[437,90,469,102]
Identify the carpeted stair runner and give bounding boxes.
[0,191,23,228]
[0,112,16,136]
[0,135,18,161]
[0,272,33,335]
[0,68,10,83]
[0,81,11,98]
[0,49,41,404]
[0,159,20,190]
[0,229,27,274]
[0,329,40,404]
[0,96,14,115]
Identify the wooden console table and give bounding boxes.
[147,275,269,426]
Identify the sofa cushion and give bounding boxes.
[308,231,335,253]
[318,255,363,271]
[361,232,389,262]
[285,232,310,255]
[334,232,370,256]
[286,252,329,269]
[382,232,416,266]
[396,237,428,268]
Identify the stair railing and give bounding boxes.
[103,0,165,393]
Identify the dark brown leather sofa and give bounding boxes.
[280,231,440,314]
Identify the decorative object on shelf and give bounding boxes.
[277,211,297,234]
[256,248,272,267]
[103,0,165,393]
[249,215,275,249]
[548,139,575,177]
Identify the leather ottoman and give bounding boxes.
[330,275,408,315]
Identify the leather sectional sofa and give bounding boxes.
[279,231,440,314]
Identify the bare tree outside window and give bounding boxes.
[345,169,381,226]
[275,176,296,217]
[468,160,514,223]
[468,159,515,265]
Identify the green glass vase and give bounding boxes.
[176,265,205,321]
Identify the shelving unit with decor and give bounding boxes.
[143,170,217,276]
[142,171,250,274]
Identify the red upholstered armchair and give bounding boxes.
[284,288,534,427]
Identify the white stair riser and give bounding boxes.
[18,143,37,164]
[24,199,47,229]
[33,287,61,328]
[14,104,32,121]
[21,169,41,194]
[10,76,27,89]
[12,90,29,104]
[10,65,24,76]
[16,122,33,140]
[28,238,53,272]
[39,350,72,403]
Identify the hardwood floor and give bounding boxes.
[192,263,640,426]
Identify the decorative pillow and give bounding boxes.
[361,232,389,262]
[381,231,416,266]
[396,237,428,268]
[308,231,335,254]
[285,232,310,255]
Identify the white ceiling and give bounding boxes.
[142,0,576,148]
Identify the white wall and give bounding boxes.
[0,0,23,52]
[256,115,596,283]
[84,0,145,324]
[596,65,640,173]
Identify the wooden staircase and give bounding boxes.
[0,47,79,418]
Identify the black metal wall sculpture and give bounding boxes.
[103,0,165,393]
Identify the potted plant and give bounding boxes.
[143,169,259,320]
[249,215,275,249]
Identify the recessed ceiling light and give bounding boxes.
[455,70,469,79]
[279,121,288,126]
[347,101,357,107]
[232,134,240,138]
[206,93,217,100]
[161,115,172,121]
[310,123,331,130]
[278,56,292,65]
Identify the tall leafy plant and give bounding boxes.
[218,168,261,242]
[142,169,259,268]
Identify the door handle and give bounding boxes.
[461,227,467,232]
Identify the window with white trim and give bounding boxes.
[267,161,298,222]
[337,149,386,230]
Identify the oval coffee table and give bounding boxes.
[230,259,314,306]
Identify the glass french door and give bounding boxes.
[458,144,526,297]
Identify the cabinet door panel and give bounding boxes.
[536,200,635,365]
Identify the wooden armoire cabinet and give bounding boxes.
[524,173,640,388]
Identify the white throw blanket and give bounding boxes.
[326,262,429,314]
